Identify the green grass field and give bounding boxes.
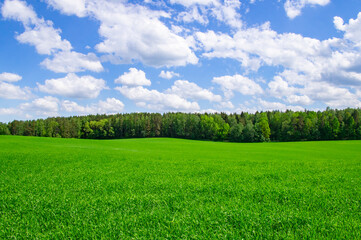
[0,136,360,239]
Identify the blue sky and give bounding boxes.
[1,0,361,122]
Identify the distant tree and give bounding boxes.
[0,123,10,135]
[81,121,93,139]
[185,114,200,139]
[213,114,230,141]
[46,120,60,137]
[255,113,271,142]
[243,123,256,142]
[5,108,361,142]
[200,115,218,140]
[229,123,244,142]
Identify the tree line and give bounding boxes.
[0,108,361,142]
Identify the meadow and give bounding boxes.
[0,136,360,239]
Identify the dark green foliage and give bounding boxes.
[0,122,10,135]
[229,123,244,142]
[2,108,361,142]
[1,136,360,238]
[242,122,256,142]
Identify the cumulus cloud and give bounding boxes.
[334,13,361,46]
[41,51,104,73]
[170,0,218,7]
[177,6,209,25]
[159,70,180,79]
[96,98,125,114]
[0,82,30,100]
[214,101,234,109]
[2,0,72,55]
[196,14,361,109]
[268,76,295,98]
[115,68,151,86]
[37,73,106,99]
[211,0,243,29]
[115,86,200,111]
[62,98,124,115]
[0,71,30,100]
[258,99,305,112]
[196,22,325,73]
[212,74,263,98]
[45,0,87,17]
[15,23,72,55]
[20,96,59,116]
[300,81,360,107]
[172,0,243,29]
[1,0,38,25]
[0,108,21,116]
[0,72,22,82]
[286,95,313,106]
[166,80,222,102]
[90,1,198,67]
[1,0,103,73]
[284,0,330,19]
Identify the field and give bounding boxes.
[0,136,360,239]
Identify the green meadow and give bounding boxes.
[0,136,360,239]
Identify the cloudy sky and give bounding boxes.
[1,0,361,122]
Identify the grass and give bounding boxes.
[0,135,360,239]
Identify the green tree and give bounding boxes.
[243,123,256,142]
[229,123,244,142]
[255,113,271,141]
[0,123,10,135]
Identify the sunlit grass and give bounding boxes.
[0,136,360,238]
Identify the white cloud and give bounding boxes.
[41,51,103,73]
[159,70,180,79]
[38,73,106,99]
[300,81,360,108]
[334,13,361,46]
[1,0,38,25]
[0,72,22,82]
[356,89,361,98]
[169,80,218,101]
[196,23,324,73]
[212,74,263,98]
[0,108,21,116]
[286,95,313,105]
[279,70,309,85]
[45,0,87,17]
[16,22,72,55]
[20,96,59,116]
[268,76,295,98]
[284,0,330,19]
[258,99,305,112]
[62,98,124,115]
[97,98,125,114]
[116,86,200,111]
[0,82,30,100]
[268,76,314,105]
[211,0,243,29]
[2,0,72,55]
[2,0,104,74]
[172,0,243,29]
[166,80,222,102]
[178,6,209,25]
[91,1,198,67]
[214,101,234,109]
[115,68,151,86]
[170,0,218,7]
[61,100,91,113]
[196,14,361,111]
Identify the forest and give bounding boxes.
[0,108,361,142]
